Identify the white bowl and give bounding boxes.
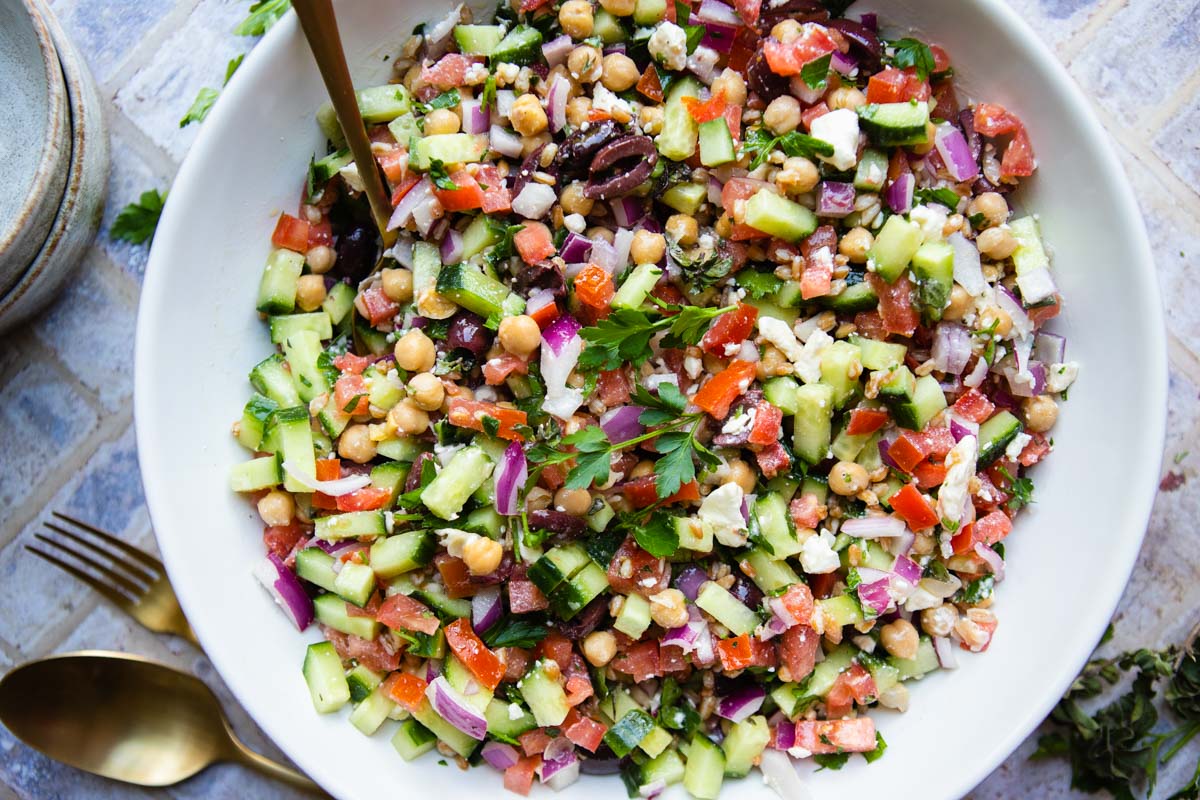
[136,1,1166,798]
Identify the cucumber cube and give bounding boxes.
[743,190,818,243]
[302,642,351,713]
[868,214,924,282]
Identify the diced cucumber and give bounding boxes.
[333,560,377,607]
[868,214,923,282]
[860,540,894,571]
[977,410,1023,466]
[491,25,543,65]
[770,682,803,718]
[527,544,592,594]
[1009,216,1048,275]
[698,117,736,166]
[322,281,356,325]
[744,295,799,326]
[392,718,438,760]
[273,406,317,493]
[346,664,384,703]
[454,24,505,56]
[683,733,726,800]
[229,455,282,492]
[776,279,804,308]
[315,510,386,540]
[587,498,616,533]
[387,113,419,147]
[256,249,305,314]
[355,314,392,355]
[376,436,425,462]
[799,644,856,700]
[856,431,884,473]
[634,0,667,23]
[831,423,872,463]
[521,661,570,726]
[593,9,626,43]
[236,393,278,450]
[888,374,947,431]
[824,277,879,312]
[753,492,802,558]
[722,716,769,778]
[744,190,818,243]
[548,561,608,619]
[445,654,494,712]
[792,383,835,465]
[316,393,351,438]
[295,547,338,593]
[818,339,863,408]
[303,641,351,713]
[741,548,800,593]
[817,593,863,628]
[890,637,939,681]
[463,506,504,539]
[851,335,908,370]
[696,582,759,636]
[604,709,656,757]
[461,214,500,260]
[422,446,493,520]
[411,134,489,170]
[911,240,955,321]
[355,84,411,123]
[410,582,472,620]
[656,77,702,161]
[614,592,652,639]
[676,514,713,553]
[640,749,686,789]
[437,263,522,319]
[269,313,332,344]
[411,700,478,758]
[309,149,353,189]
[763,377,801,416]
[639,726,673,758]
[612,263,662,308]
[314,594,381,639]
[854,149,888,191]
[661,182,707,215]
[282,329,333,403]
[486,697,537,740]
[857,100,930,147]
[350,684,398,735]
[865,659,901,695]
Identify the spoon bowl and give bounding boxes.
[0,651,322,793]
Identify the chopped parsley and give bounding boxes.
[427,159,459,190]
[577,305,734,372]
[233,0,291,36]
[800,52,833,91]
[886,38,936,82]
[179,55,244,128]
[111,189,167,245]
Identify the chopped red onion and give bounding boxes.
[696,0,740,25]
[387,176,436,232]
[461,99,489,135]
[816,182,856,218]
[539,744,580,790]
[526,287,557,317]
[253,554,314,631]
[547,75,570,133]
[440,228,464,265]
[638,779,667,798]
[759,749,808,798]
[600,405,646,444]
[885,173,914,214]
[840,515,907,538]
[886,530,915,557]
[700,24,737,53]
[772,721,796,751]
[541,315,584,420]
[673,564,709,601]
[472,586,504,634]
[613,228,634,270]
[931,322,972,374]
[877,438,899,470]
[892,555,922,585]
[427,215,450,243]
[590,237,619,273]
[757,612,790,641]
[717,686,766,723]
[281,459,370,496]
[766,595,800,627]
[494,440,527,516]
[489,124,523,158]
[560,231,594,263]
[934,123,980,182]
[611,197,645,228]
[789,74,825,105]
[693,625,715,665]
[426,676,488,740]
[1005,361,1046,398]
[707,175,724,206]
[482,740,521,770]
[1034,332,1066,364]
[974,542,1006,581]
[542,34,573,68]
[831,50,858,75]
[949,416,977,441]
[858,578,892,616]
[1017,267,1058,305]
[933,635,959,669]
[542,313,581,356]
[425,659,442,682]
[948,232,986,296]
[422,7,459,58]
[996,285,1033,338]
[963,356,989,388]
[662,622,701,650]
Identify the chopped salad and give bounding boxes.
[231,0,1079,795]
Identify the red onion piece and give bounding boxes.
[472,586,504,633]
[611,197,646,227]
[963,356,989,388]
[948,231,986,296]
[717,685,766,722]
[599,405,645,443]
[816,181,856,218]
[840,515,907,538]
[425,659,442,682]
[1005,361,1047,398]
[831,50,858,75]
[489,124,524,158]
[857,578,893,615]
[996,285,1033,338]
[974,542,1006,581]
[933,635,959,669]
[885,173,914,214]
[700,23,738,53]
[892,555,922,585]
[662,623,701,649]
[613,227,634,270]
[1034,332,1066,364]
[547,75,570,133]
[931,321,972,374]
[934,123,980,182]
[673,564,709,601]
[539,748,581,790]
[949,417,978,442]
[253,554,314,631]
[772,721,796,751]
[877,438,899,470]
[482,740,521,770]
[590,237,619,273]
[542,313,582,357]
[697,0,740,25]
[560,231,594,263]
[387,176,434,231]
[542,34,573,68]
[1017,267,1058,305]
[494,440,528,516]
[426,676,488,740]
[461,99,489,135]
[440,228,464,265]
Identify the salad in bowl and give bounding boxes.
[229,0,1078,796]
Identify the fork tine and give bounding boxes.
[25,546,135,612]
[32,534,147,596]
[42,522,156,585]
[51,511,164,572]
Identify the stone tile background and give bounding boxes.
[0,0,1197,797]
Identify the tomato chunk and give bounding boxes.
[447,398,528,441]
[335,486,392,512]
[825,663,877,718]
[890,484,939,530]
[762,24,838,76]
[701,303,758,358]
[334,373,370,416]
[445,618,505,690]
[868,272,919,337]
[474,165,512,214]
[778,625,819,681]
[432,169,485,211]
[953,388,996,424]
[574,264,615,311]
[636,64,664,102]
[504,755,541,796]
[793,718,877,754]
[717,634,755,671]
[271,213,310,252]
[384,672,429,712]
[606,537,669,596]
[622,475,700,508]
[975,509,1013,545]
[514,222,556,265]
[358,285,400,327]
[681,89,728,123]
[421,53,473,90]
[846,408,889,436]
[611,640,661,682]
[377,593,440,635]
[693,360,757,419]
[565,716,607,752]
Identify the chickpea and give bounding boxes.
[338,424,377,464]
[295,274,327,311]
[649,588,689,629]
[381,267,414,303]
[407,372,445,411]
[910,121,938,156]
[389,399,430,435]
[829,461,869,496]
[600,0,635,13]
[509,93,548,136]
[630,459,656,479]
[526,485,553,511]
[558,0,594,39]
[877,683,910,712]
[955,608,996,651]
[776,156,820,195]
[582,630,618,666]
[600,53,639,92]
[880,619,919,660]
[565,96,593,127]
[588,226,615,244]
[423,108,460,136]
[498,314,541,357]
[976,226,1019,260]
[522,131,552,157]
[560,182,594,216]
[394,329,437,372]
[665,214,699,246]
[639,104,664,135]
[771,19,802,43]
[306,245,337,274]
[630,230,666,265]
[727,459,757,494]
[567,45,603,83]
[462,535,504,575]
[763,95,801,134]
[978,306,1013,339]
[714,213,732,239]
[711,69,747,107]
[968,192,1009,228]
[826,85,867,111]
[920,603,959,638]
[257,490,294,526]
[555,487,593,516]
[1023,395,1058,433]
[838,227,873,263]
[943,285,973,321]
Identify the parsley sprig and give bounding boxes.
[111,189,167,245]
[234,0,291,36]
[885,38,937,82]
[741,127,835,171]
[180,55,244,128]
[577,304,734,372]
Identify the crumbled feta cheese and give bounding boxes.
[463,62,489,86]
[852,634,876,653]
[793,328,833,384]
[644,372,680,392]
[809,245,834,277]
[511,183,557,219]
[508,702,525,720]
[648,21,687,71]
[592,85,633,120]
[1046,361,1079,393]
[495,62,520,87]
[904,585,941,612]
[437,528,479,559]
[564,213,587,233]
[809,108,860,171]
[909,203,948,242]
[1005,432,1032,461]
[683,355,703,380]
[800,529,839,574]
[937,434,977,526]
[338,162,365,193]
[687,45,720,80]
[474,385,499,403]
[758,316,804,363]
[434,442,464,467]
[721,407,757,437]
[699,482,747,548]
[384,510,395,534]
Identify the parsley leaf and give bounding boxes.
[482,617,550,648]
[415,88,461,116]
[814,752,850,771]
[179,55,244,128]
[234,0,291,36]
[914,186,962,210]
[667,240,734,292]
[481,75,497,111]
[653,432,697,497]
[427,159,459,190]
[887,38,936,82]
[674,1,706,55]
[864,733,888,764]
[996,466,1035,511]
[741,126,835,170]
[632,510,680,558]
[578,306,732,372]
[800,52,832,91]
[111,189,167,245]
[959,574,994,604]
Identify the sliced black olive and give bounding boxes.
[584,135,658,200]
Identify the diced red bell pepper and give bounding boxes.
[953,388,995,424]
[435,553,480,598]
[622,475,700,508]
[377,592,441,635]
[913,461,948,489]
[748,402,784,447]
[358,285,400,327]
[447,398,528,442]
[445,618,505,690]
[384,672,429,712]
[793,718,877,754]
[514,222,556,265]
[890,484,939,530]
[701,302,758,358]
[867,273,919,337]
[693,360,757,419]
[762,24,838,76]
[886,435,926,474]
[483,353,529,386]
[574,264,615,311]
[433,169,485,212]
[335,486,392,512]
[681,89,728,123]
[565,716,607,752]
[504,755,541,796]
[271,213,310,252]
[636,64,664,102]
[717,634,755,671]
[950,521,976,555]
[333,373,370,416]
[846,408,889,436]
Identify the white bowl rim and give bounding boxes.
[135,1,1167,797]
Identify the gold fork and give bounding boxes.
[27,512,199,647]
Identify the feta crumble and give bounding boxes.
[648,21,687,71]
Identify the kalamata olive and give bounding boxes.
[823,18,882,68]
[584,135,658,200]
[756,0,828,33]
[747,47,790,102]
[528,508,588,539]
[554,596,609,639]
[405,452,435,493]
[446,311,491,357]
[552,120,621,180]
[959,108,982,163]
[729,574,764,609]
[511,142,547,201]
[334,223,379,281]
[513,259,566,300]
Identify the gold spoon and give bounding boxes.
[0,651,325,795]
[292,0,397,250]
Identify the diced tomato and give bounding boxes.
[776,584,814,626]
[435,554,479,598]
[931,79,959,124]
[447,398,528,441]
[519,728,552,757]
[323,627,402,672]
[825,663,877,719]
[520,0,551,10]
[263,522,306,560]
[789,493,822,530]
[509,580,549,613]
[778,625,819,681]
[1001,127,1036,178]
[650,282,686,309]
[953,388,995,424]
[866,66,930,105]
[681,89,728,124]
[611,640,662,682]
[475,165,512,214]
[1019,434,1051,467]
[597,368,633,406]
[755,441,791,478]
[800,252,833,300]
[390,173,421,207]
[574,264,615,310]
[886,435,925,474]
[314,459,341,484]
[586,107,614,123]
[336,485,392,512]
[271,213,310,252]
[445,618,505,690]
[565,675,594,706]
[332,353,372,375]
[930,44,951,73]
[384,672,429,711]
[483,353,529,385]
[853,310,889,340]
[420,53,473,90]
[514,222,556,265]
[333,373,370,417]
[504,755,541,796]
[1028,296,1062,326]
[762,24,838,76]
[950,522,976,555]
[622,475,700,509]
[377,593,440,635]
[358,285,400,327]
[974,103,1035,179]
[376,147,408,184]
[636,64,664,103]
[723,104,742,144]
[801,224,838,259]
[975,509,1013,545]
[433,169,485,211]
[528,298,560,329]
[891,427,955,472]
[717,634,754,671]
[565,716,607,752]
[846,408,889,436]
[536,632,574,673]
[867,273,919,337]
[607,537,670,596]
[913,460,948,489]
[307,219,333,249]
[693,360,756,419]
[890,484,939,530]
[801,102,830,131]
[732,0,760,25]
[748,636,778,668]
[793,718,877,754]
[747,402,783,448]
[961,614,998,652]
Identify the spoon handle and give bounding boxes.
[227,734,328,796]
[292,0,397,247]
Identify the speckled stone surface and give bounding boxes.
[1,1,1198,797]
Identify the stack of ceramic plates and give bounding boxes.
[0,0,109,332]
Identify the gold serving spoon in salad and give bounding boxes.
[0,651,325,795]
